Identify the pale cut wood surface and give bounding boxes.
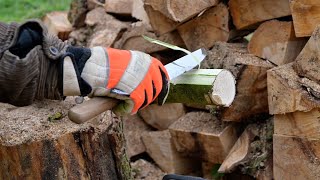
[290,0,320,37]
[267,63,320,114]
[142,130,200,174]
[144,4,179,35]
[274,108,320,139]
[229,0,291,29]
[219,128,254,173]
[105,0,133,15]
[273,134,320,180]
[85,7,129,48]
[169,112,237,163]
[144,0,219,22]
[139,103,186,130]
[294,25,320,84]
[177,3,229,51]
[123,114,152,158]
[248,20,307,66]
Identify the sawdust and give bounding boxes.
[0,97,113,146]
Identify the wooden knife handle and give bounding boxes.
[68,97,119,124]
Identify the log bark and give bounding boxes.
[248,20,307,66]
[42,11,73,41]
[105,0,133,15]
[229,0,291,30]
[144,0,219,23]
[273,134,320,180]
[177,3,229,51]
[123,114,152,158]
[142,130,200,174]
[267,63,320,114]
[274,108,320,139]
[294,25,320,84]
[85,7,128,47]
[166,69,236,107]
[139,103,186,130]
[290,0,320,37]
[169,112,238,163]
[113,23,185,54]
[0,98,131,179]
[202,42,274,122]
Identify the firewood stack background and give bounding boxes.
[41,0,320,179]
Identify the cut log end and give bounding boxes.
[212,70,236,107]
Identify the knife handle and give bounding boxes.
[68,97,119,124]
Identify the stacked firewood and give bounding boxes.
[37,0,320,179]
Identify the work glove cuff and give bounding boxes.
[0,22,19,57]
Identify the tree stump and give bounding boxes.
[0,98,131,179]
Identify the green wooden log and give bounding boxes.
[166,69,236,107]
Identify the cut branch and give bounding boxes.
[166,69,236,107]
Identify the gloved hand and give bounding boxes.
[60,46,169,115]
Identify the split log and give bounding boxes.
[0,98,131,179]
[219,119,273,179]
[290,0,320,37]
[202,42,274,122]
[132,0,150,24]
[248,20,307,66]
[144,4,179,35]
[139,103,186,130]
[68,0,88,28]
[87,0,104,10]
[113,23,185,54]
[169,112,238,163]
[105,0,133,15]
[177,3,229,51]
[273,134,320,180]
[123,114,152,158]
[201,162,216,180]
[142,130,200,174]
[229,0,291,30]
[144,0,219,23]
[274,108,320,139]
[294,25,320,84]
[85,7,128,47]
[267,63,320,114]
[42,11,73,41]
[219,127,255,173]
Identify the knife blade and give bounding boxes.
[165,48,207,80]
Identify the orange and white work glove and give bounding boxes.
[59,46,169,115]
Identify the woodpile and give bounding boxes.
[3,0,320,179]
